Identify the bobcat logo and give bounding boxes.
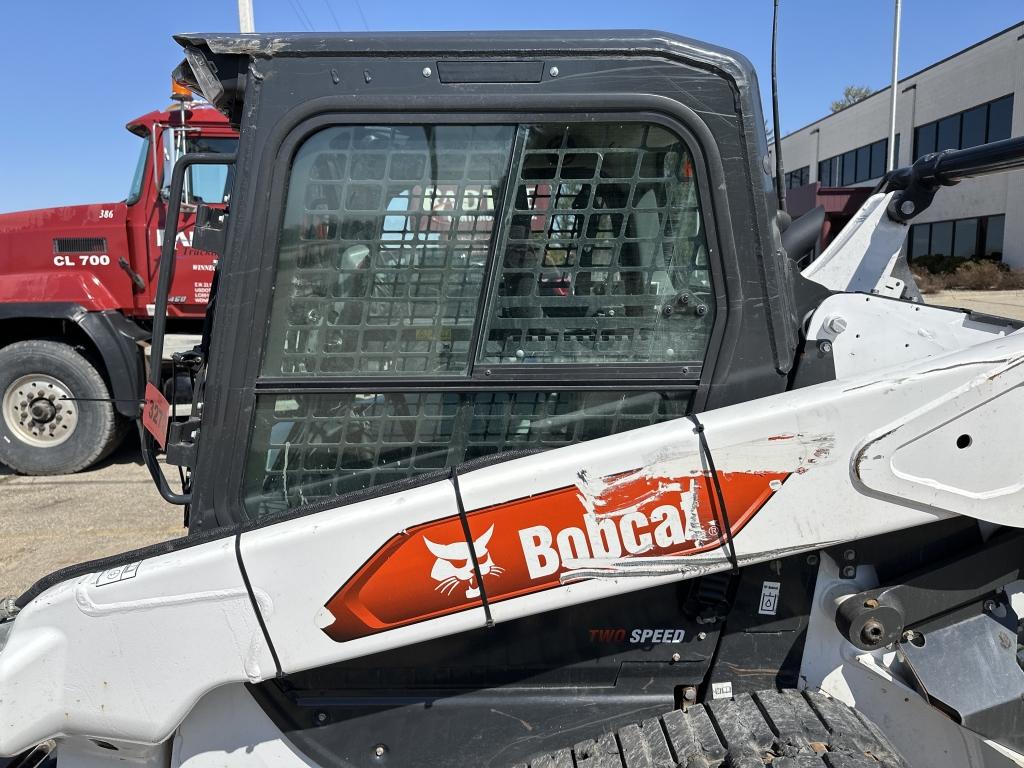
[423,525,504,600]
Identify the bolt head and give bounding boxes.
[697,631,707,641]
[422,67,432,77]
[316,711,328,723]
[549,66,559,77]
[984,599,997,612]
[374,744,387,757]
[806,553,819,565]
[683,686,697,701]
[843,549,856,561]
[842,565,857,578]
[900,200,916,215]
[818,340,833,354]
[671,652,681,662]
[826,315,848,334]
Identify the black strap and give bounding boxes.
[449,466,494,627]
[688,414,739,572]
[235,534,284,678]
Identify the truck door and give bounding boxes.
[145,125,236,319]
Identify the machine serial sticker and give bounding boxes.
[711,681,733,700]
[96,562,141,587]
[758,581,782,616]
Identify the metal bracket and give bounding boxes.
[836,529,1024,650]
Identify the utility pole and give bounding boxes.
[887,0,902,171]
[238,0,255,33]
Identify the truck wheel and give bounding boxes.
[518,689,908,767]
[0,340,122,475]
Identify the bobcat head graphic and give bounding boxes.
[423,525,503,600]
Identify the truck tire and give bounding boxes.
[0,340,123,475]
[517,689,908,767]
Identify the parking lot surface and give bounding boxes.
[0,434,183,598]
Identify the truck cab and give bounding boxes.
[0,96,237,475]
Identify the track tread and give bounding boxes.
[521,690,908,768]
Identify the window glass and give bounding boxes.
[985,215,1005,259]
[160,131,237,203]
[855,145,871,183]
[244,120,716,518]
[961,105,987,149]
[930,220,953,257]
[936,115,960,151]
[841,150,857,185]
[869,139,886,179]
[126,136,150,205]
[915,123,936,160]
[260,124,516,377]
[243,390,692,514]
[478,122,714,367]
[908,223,930,260]
[953,218,978,259]
[818,159,831,187]
[988,96,1013,142]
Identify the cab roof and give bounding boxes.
[125,103,232,138]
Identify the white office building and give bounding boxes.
[778,22,1024,268]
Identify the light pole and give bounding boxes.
[887,0,902,171]
[238,0,255,33]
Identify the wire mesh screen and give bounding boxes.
[261,125,516,377]
[243,390,692,517]
[480,123,713,367]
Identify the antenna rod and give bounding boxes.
[771,0,786,211]
[887,0,902,171]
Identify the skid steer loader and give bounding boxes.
[4,29,1024,768]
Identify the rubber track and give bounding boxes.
[515,690,908,768]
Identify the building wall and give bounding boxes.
[777,22,1024,268]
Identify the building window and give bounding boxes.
[784,165,809,189]
[913,95,1014,160]
[818,135,899,187]
[907,214,1006,262]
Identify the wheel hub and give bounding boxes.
[3,374,79,447]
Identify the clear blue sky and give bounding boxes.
[1,1,1021,212]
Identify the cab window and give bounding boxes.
[244,120,715,518]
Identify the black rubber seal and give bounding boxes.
[687,414,739,572]
[235,533,284,678]
[449,465,494,627]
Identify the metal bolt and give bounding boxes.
[843,549,856,562]
[900,200,916,216]
[861,617,886,647]
[826,315,848,334]
[666,348,675,357]
[695,304,708,317]
[682,686,697,701]
[422,67,432,77]
[984,599,997,613]
[374,744,387,757]
[902,630,916,643]
[841,565,856,578]
[549,66,559,77]
[671,652,681,662]
[818,340,833,354]
[515,349,525,360]
[806,553,819,566]
[316,711,328,724]
[697,631,707,641]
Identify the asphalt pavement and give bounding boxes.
[0,433,183,598]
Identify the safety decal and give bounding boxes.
[321,468,789,642]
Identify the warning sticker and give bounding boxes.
[711,681,733,700]
[758,581,782,616]
[96,562,141,587]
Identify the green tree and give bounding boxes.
[831,85,873,113]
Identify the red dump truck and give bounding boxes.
[0,91,237,475]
